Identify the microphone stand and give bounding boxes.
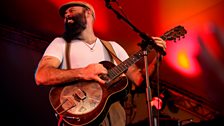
[105,2,166,126]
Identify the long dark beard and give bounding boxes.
[63,12,87,42]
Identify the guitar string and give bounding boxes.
[55,99,68,110]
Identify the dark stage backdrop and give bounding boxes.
[0,33,57,126]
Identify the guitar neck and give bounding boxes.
[108,45,153,81]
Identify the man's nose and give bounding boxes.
[64,12,73,19]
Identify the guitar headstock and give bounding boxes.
[161,25,187,42]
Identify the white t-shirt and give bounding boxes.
[43,37,129,69]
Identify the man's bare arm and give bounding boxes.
[35,56,107,86]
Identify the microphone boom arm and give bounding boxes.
[105,2,166,55]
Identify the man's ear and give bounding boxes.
[85,9,92,17]
[85,9,95,20]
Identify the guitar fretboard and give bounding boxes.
[108,45,153,82]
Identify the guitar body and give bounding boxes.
[49,61,129,126]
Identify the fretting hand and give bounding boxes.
[81,63,108,84]
[152,36,167,51]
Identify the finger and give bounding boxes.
[94,76,106,84]
[98,64,108,74]
[156,43,166,51]
[152,36,166,45]
[152,36,163,41]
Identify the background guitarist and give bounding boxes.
[34,1,166,126]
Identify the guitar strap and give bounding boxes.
[58,40,71,126]
[100,39,122,65]
[65,42,71,69]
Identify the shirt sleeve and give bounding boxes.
[109,41,129,62]
[43,37,65,62]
